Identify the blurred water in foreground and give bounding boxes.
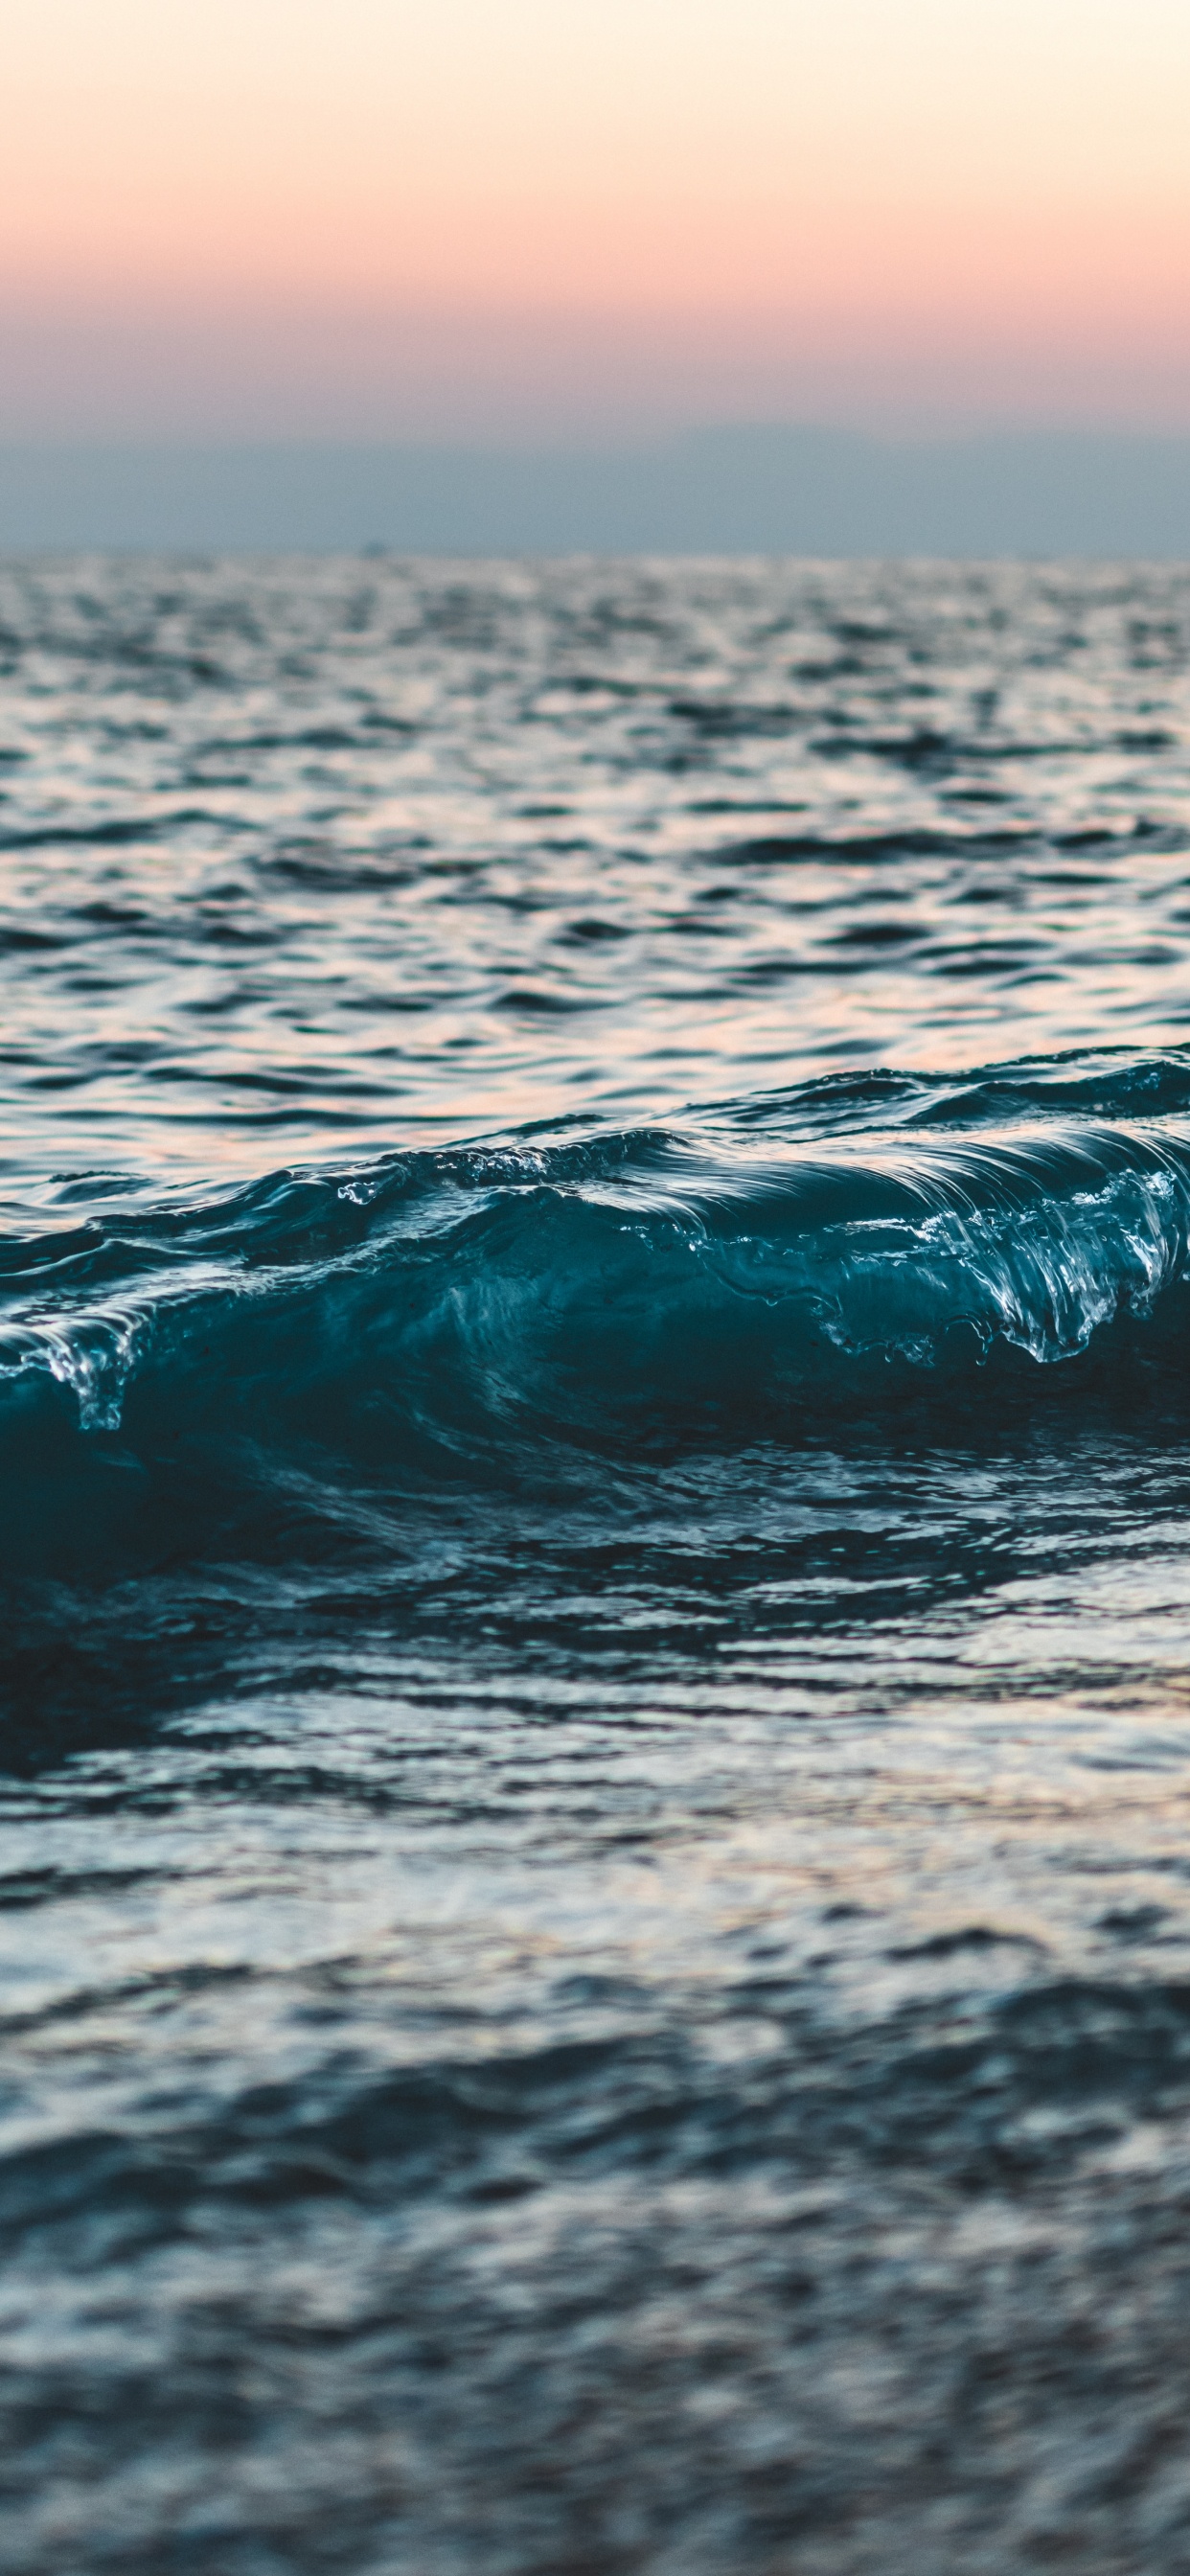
[4,557,1190,2571]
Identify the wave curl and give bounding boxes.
[4,1081,1190,1536]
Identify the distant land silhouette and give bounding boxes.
[1,426,1188,554]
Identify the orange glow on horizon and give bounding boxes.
[2,0,1188,434]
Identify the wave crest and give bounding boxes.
[2,1094,1188,1499]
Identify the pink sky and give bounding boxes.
[3,0,1188,439]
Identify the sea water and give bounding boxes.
[4,555,1190,2573]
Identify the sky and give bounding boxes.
[2,0,1189,442]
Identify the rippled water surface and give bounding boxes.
[5,557,1190,2573]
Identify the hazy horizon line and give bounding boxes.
[8,421,1190,453]
[3,424,1189,557]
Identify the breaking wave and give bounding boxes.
[5,1065,1190,1576]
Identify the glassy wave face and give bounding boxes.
[5,559,1190,2575]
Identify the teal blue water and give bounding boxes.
[5,558,1190,2573]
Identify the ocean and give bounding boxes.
[4,552,1190,2573]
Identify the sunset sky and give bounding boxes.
[3,0,1189,440]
